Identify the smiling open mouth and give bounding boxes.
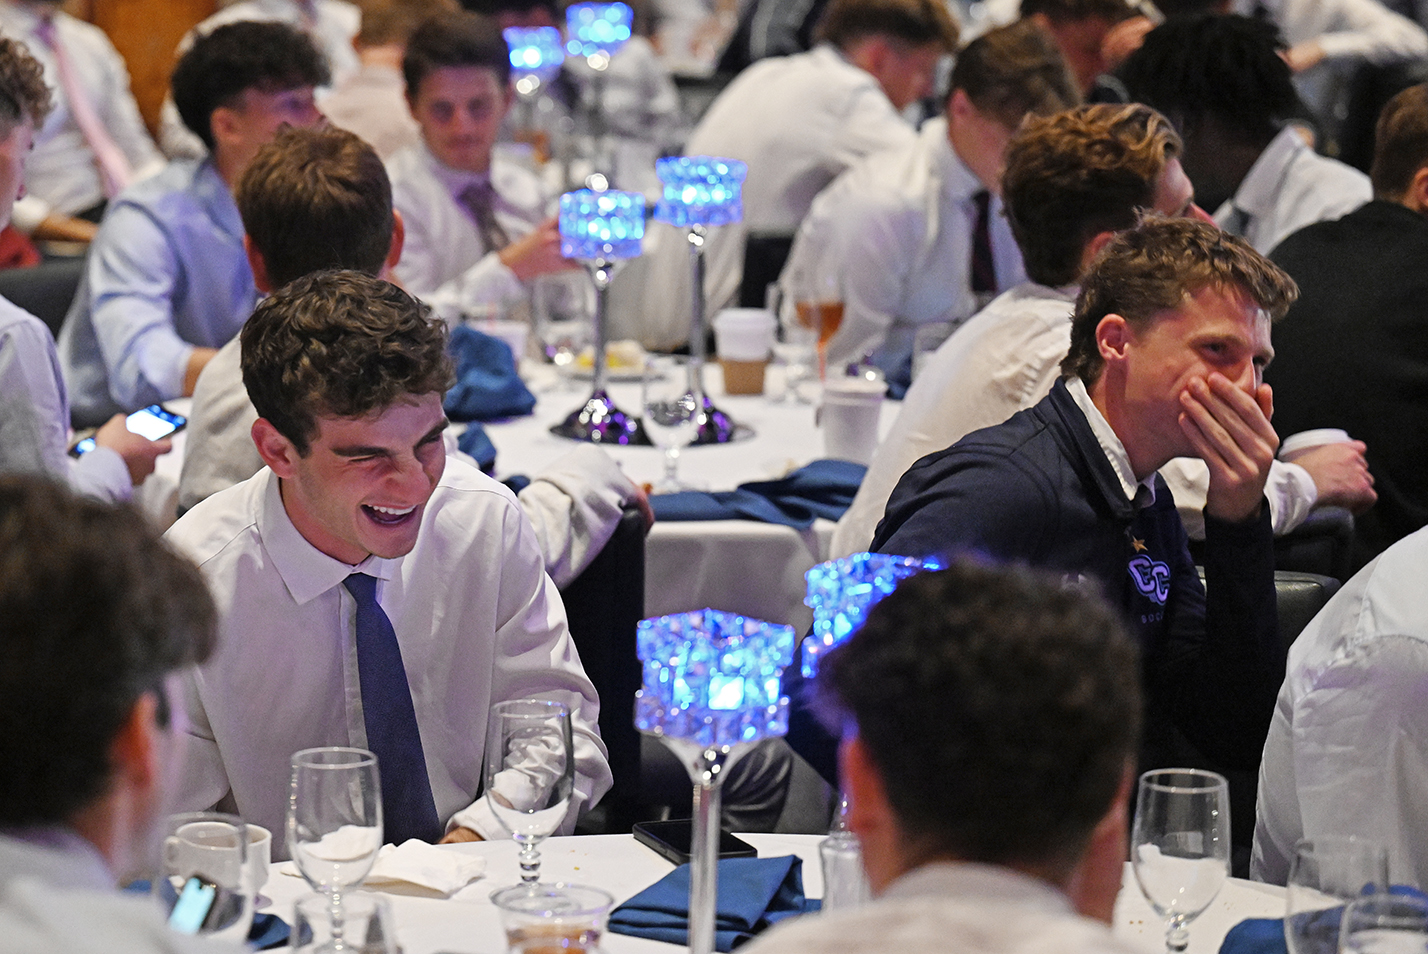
[362,504,416,526]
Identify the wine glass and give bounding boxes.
[485,699,576,887]
[534,274,594,391]
[154,811,253,943]
[641,356,700,493]
[785,251,843,382]
[1285,836,1389,954]
[1340,893,1428,953]
[288,747,383,952]
[1131,768,1231,953]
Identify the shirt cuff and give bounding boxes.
[448,795,507,841]
[68,446,133,502]
[1265,460,1318,535]
[11,195,50,235]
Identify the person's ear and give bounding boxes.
[109,693,162,799]
[252,418,302,478]
[1406,166,1428,215]
[1077,231,1117,276]
[839,733,902,894]
[384,209,406,277]
[244,234,272,294]
[1095,314,1132,366]
[209,105,241,152]
[946,86,971,124]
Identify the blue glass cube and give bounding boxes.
[504,27,566,82]
[559,189,645,260]
[802,552,943,678]
[653,156,748,228]
[565,2,633,59]
[635,609,797,749]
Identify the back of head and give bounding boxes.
[404,10,512,97]
[0,35,50,137]
[357,0,460,48]
[1004,103,1181,287]
[461,0,558,24]
[817,560,1140,872]
[951,20,1081,128]
[815,0,960,53]
[1020,0,1136,25]
[237,126,395,289]
[0,477,216,828]
[172,21,331,150]
[1118,14,1297,146]
[241,270,454,454]
[1370,83,1428,202]
[1061,215,1297,382]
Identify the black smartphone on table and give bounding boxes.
[632,819,758,865]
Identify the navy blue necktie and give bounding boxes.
[343,573,442,844]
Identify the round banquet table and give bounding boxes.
[259,833,1286,954]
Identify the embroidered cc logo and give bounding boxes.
[1127,554,1171,605]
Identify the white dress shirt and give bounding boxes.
[0,296,130,500]
[625,44,917,350]
[387,143,548,326]
[0,4,164,232]
[166,460,613,857]
[740,861,1142,954]
[1252,526,1428,889]
[787,117,1026,375]
[831,282,1317,558]
[1213,126,1371,254]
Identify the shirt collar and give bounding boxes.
[255,469,396,607]
[883,861,1075,917]
[420,140,495,199]
[1231,126,1303,219]
[0,4,47,35]
[1066,376,1156,506]
[0,826,115,890]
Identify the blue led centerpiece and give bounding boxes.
[635,609,796,749]
[802,552,943,678]
[565,2,633,59]
[558,188,644,261]
[654,156,748,229]
[504,27,566,83]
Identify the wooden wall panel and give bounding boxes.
[81,0,217,136]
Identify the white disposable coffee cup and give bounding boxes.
[821,377,887,465]
[713,308,776,394]
[243,824,272,898]
[1280,428,1352,462]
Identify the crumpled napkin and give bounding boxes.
[281,839,486,895]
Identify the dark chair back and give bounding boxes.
[0,256,84,338]
[559,504,646,832]
[739,232,795,309]
[1273,506,1355,584]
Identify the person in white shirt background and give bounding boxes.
[0,0,163,245]
[741,561,1144,954]
[783,20,1079,388]
[627,0,959,350]
[1119,13,1372,255]
[0,476,232,954]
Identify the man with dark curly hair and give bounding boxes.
[165,269,611,856]
[743,561,1143,950]
[0,475,221,952]
[59,21,328,427]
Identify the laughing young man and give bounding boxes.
[165,269,611,856]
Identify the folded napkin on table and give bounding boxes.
[443,325,536,422]
[1219,885,1428,954]
[651,459,868,529]
[279,839,486,896]
[608,854,819,951]
[457,422,497,471]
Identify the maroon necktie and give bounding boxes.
[459,180,512,253]
[971,190,997,295]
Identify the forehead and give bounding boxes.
[234,84,313,109]
[413,66,504,103]
[308,393,445,447]
[1146,283,1272,346]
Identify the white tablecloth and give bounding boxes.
[260,834,1286,954]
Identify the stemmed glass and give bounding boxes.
[1131,768,1231,953]
[154,811,252,942]
[484,699,576,887]
[1285,836,1389,954]
[642,355,700,492]
[533,274,594,391]
[288,747,384,953]
[785,250,844,382]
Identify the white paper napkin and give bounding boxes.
[281,839,486,895]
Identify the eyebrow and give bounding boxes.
[331,419,449,459]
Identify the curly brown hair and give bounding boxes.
[240,270,454,453]
[1003,103,1181,287]
[0,36,51,132]
[1061,215,1298,383]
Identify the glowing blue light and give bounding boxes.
[558,188,644,260]
[564,2,633,59]
[503,27,565,82]
[802,552,943,679]
[653,156,748,228]
[635,609,796,748]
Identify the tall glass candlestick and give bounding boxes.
[802,552,943,678]
[504,26,565,163]
[565,3,632,177]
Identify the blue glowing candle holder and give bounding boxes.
[653,156,747,229]
[802,552,944,679]
[565,2,633,60]
[504,26,566,84]
[551,189,648,444]
[635,608,796,954]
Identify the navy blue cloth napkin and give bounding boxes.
[457,422,498,471]
[650,459,867,530]
[608,854,819,951]
[1219,885,1428,954]
[443,325,536,422]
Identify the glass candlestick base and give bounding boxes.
[692,395,750,444]
[549,388,649,444]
